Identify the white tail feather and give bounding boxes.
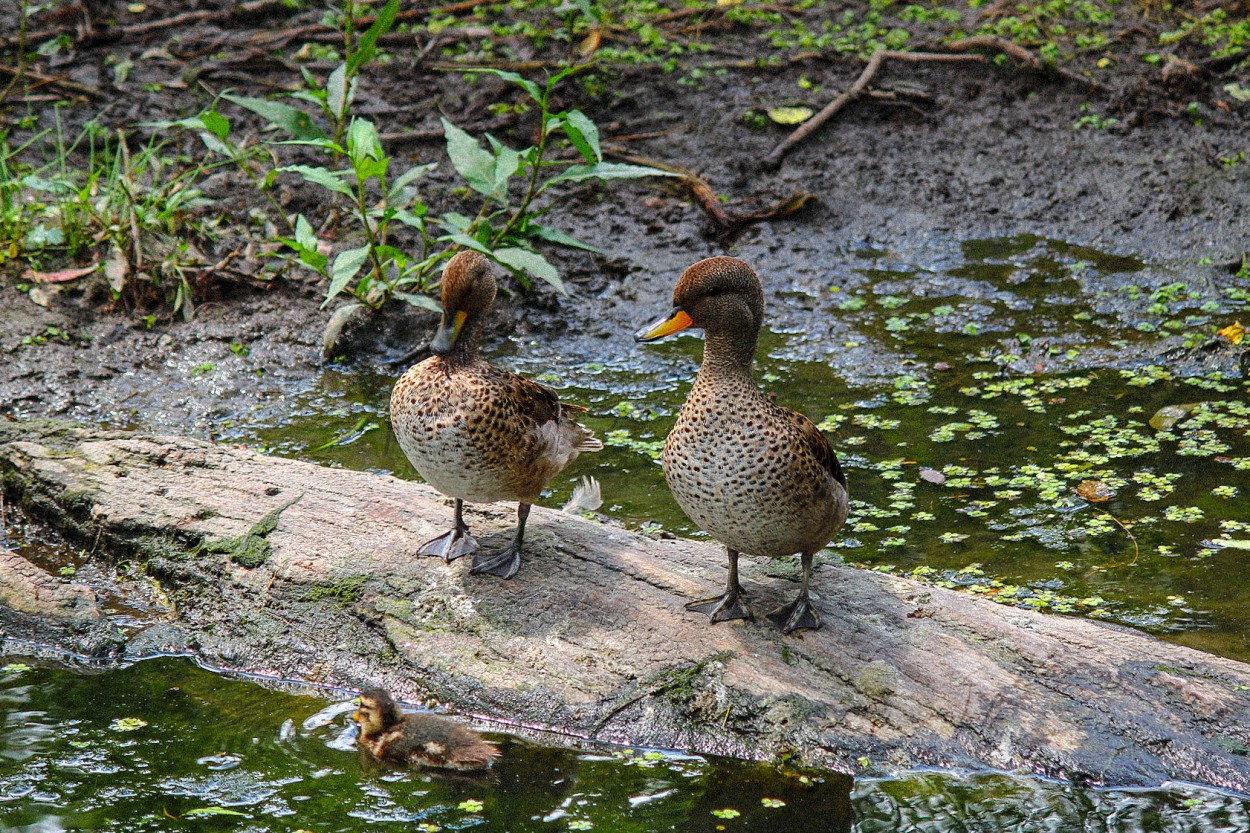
[563,476,603,513]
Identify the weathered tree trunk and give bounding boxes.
[2,420,1249,791]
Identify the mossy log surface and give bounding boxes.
[2,421,1250,791]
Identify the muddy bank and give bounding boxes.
[3,420,1250,791]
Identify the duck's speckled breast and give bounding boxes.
[390,356,593,504]
[662,374,847,558]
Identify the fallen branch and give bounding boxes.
[939,35,1099,88]
[608,149,816,236]
[0,62,100,99]
[762,49,981,170]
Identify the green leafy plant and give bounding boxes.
[163,0,672,314]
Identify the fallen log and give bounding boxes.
[2,420,1249,791]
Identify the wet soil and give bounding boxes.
[2,2,1249,435]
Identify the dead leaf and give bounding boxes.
[768,106,814,126]
[1217,320,1245,346]
[1074,480,1114,502]
[23,263,99,283]
[919,467,947,485]
[106,245,129,294]
[1149,402,1202,431]
[579,26,602,56]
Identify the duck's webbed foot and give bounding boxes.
[685,590,753,623]
[469,502,527,580]
[418,498,478,562]
[470,544,521,580]
[686,547,753,623]
[766,593,821,633]
[418,527,478,562]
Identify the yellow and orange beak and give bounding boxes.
[634,308,693,343]
[430,309,469,355]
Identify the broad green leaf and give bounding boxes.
[200,109,231,140]
[391,208,427,230]
[355,155,389,184]
[547,162,678,185]
[442,118,499,199]
[222,93,324,140]
[561,110,600,163]
[294,214,318,252]
[1210,538,1250,551]
[442,232,490,254]
[326,63,348,118]
[492,144,520,205]
[528,223,601,253]
[492,247,564,292]
[347,118,384,166]
[325,245,371,306]
[463,67,542,103]
[348,0,399,75]
[198,131,233,157]
[393,291,443,312]
[389,162,436,201]
[439,212,474,233]
[278,165,355,198]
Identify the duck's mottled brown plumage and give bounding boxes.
[353,688,499,771]
[637,256,848,633]
[390,251,601,577]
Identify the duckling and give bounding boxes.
[352,688,499,771]
[390,251,603,579]
[636,257,848,633]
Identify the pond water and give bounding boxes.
[2,657,1248,832]
[6,235,1250,828]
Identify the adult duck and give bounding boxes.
[636,256,848,633]
[391,251,602,579]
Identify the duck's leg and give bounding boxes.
[418,499,478,562]
[686,548,753,623]
[766,551,822,633]
[470,502,527,580]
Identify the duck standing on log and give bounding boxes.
[390,251,603,579]
[353,688,499,771]
[636,257,848,633]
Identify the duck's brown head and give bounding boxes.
[353,688,403,735]
[635,257,765,365]
[431,251,497,356]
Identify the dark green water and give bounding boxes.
[3,657,1248,832]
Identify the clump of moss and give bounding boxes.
[203,495,302,568]
[302,574,369,607]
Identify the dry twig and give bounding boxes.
[762,49,981,170]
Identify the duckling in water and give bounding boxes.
[390,250,603,579]
[353,688,499,771]
[636,257,849,633]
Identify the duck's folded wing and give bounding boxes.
[782,407,847,491]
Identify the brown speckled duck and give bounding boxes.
[636,257,848,633]
[353,688,499,771]
[390,251,603,579]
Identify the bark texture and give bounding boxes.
[2,421,1249,791]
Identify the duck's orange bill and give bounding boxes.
[635,308,693,342]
